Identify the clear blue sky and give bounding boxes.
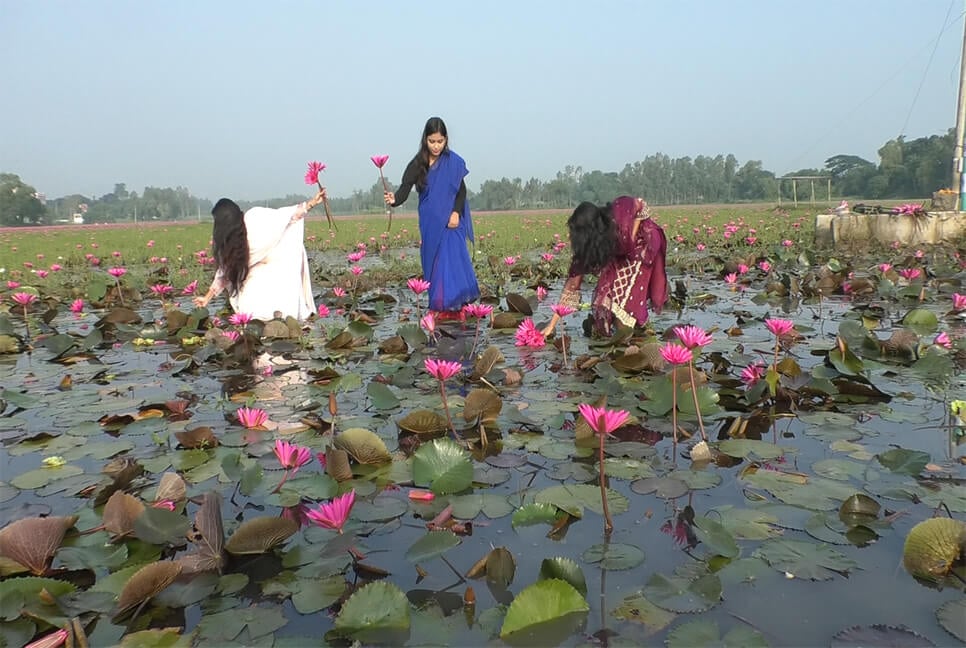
[2,1,962,201]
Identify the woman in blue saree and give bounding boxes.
[385,117,480,316]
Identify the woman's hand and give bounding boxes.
[193,294,210,308]
[384,191,395,206]
[307,187,327,210]
[447,211,460,228]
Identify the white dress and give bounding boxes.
[211,204,315,320]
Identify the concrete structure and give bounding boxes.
[815,208,966,247]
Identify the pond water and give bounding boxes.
[1,269,964,647]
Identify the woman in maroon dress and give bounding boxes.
[543,196,668,337]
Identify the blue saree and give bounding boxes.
[419,151,480,311]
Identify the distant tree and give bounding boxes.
[0,173,47,226]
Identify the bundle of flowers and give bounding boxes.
[892,203,926,217]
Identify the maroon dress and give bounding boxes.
[566,196,668,336]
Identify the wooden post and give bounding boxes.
[792,179,798,207]
[954,3,966,210]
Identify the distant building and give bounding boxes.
[72,213,85,224]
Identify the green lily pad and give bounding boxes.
[449,493,514,519]
[196,605,287,642]
[133,506,192,546]
[291,575,347,615]
[753,538,858,580]
[534,484,628,518]
[538,557,587,595]
[667,619,768,648]
[412,438,473,495]
[581,543,645,570]
[499,579,589,646]
[367,381,400,410]
[353,495,409,523]
[643,572,722,613]
[717,439,791,460]
[11,464,83,490]
[331,581,411,645]
[511,503,563,528]
[611,591,677,634]
[405,530,461,564]
[937,599,966,643]
[876,448,930,476]
[692,516,739,558]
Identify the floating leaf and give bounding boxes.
[334,427,392,465]
[469,346,505,380]
[538,557,587,595]
[611,591,676,634]
[118,628,186,647]
[332,581,411,645]
[753,538,858,580]
[877,448,930,476]
[465,546,515,587]
[113,560,182,620]
[463,388,503,424]
[630,476,689,499]
[133,506,191,546]
[511,503,563,528]
[581,543,645,570]
[830,624,935,647]
[643,573,722,613]
[448,493,514,520]
[692,516,739,558]
[936,599,966,643]
[154,472,187,503]
[0,515,77,575]
[667,619,769,648]
[534,484,628,518]
[325,448,354,482]
[412,439,473,495]
[103,491,145,540]
[717,439,790,460]
[499,579,589,645]
[291,574,347,615]
[367,381,401,411]
[397,410,448,436]
[196,605,287,642]
[405,530,461,564]
[225,517,299,555]
[902,518,966,581]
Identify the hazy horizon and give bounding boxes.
[2,1,962,202]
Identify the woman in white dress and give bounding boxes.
[193,189,325,320]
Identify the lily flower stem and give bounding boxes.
[686,361,707,441]
[115,277,126,306]
[379,170,393,231]
[439,382,465,446]
[560,325,569,369]
[599,431,613,533]
[470,321,482,358]
[22,306,31,344]
[272,468,293,494]
[671,377,679,458]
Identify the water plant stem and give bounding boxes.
[438,381,465,446]
[686,360,707,441]
[598,430,613,533]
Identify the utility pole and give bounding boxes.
[953,3,966,210]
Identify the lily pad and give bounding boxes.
[936,599,966,643]
[534,484,628,518]
[405,530,461,564]
[581,543,645,570]
[538,557,587,595]
[643,572,722,613]
[332,581,411,645]
[753,538,858,580]
[412,438,473,495]
[499,579,589,646]
[667,619,769,648]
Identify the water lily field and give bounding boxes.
[1,204,965,647]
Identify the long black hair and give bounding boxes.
[567,201,616,275]
[210,198,249,297]
[414,116,450,191]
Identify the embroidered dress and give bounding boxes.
[210,205,315,320]
[567,196,668,335]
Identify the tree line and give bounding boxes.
[0,129,954,227]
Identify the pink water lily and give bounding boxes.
[350,266,364,276]
[934,331,953,349]
[407,278,431,294]
[462,303,493,319]
[503,256,517,266]
[551,303,576,318]
[236,406,268,429]
[673,325,713,349]
[306,490,356,534]
[317,303,331,318]
[724,272,738,286]
[371,155,389,168]
[424,357,461,381]
[107,267,127,278]
[181,280,198,296]
[273,439,312,471]
[420,312,436,335]
[304,160,326,185]
[898,268,921,281]
[347,251,366,263]
[49,263,62,272]
[540,253,555,262]
[578,403,630,437]
[11,292,37,306]
[69,298,84,313]
[515,318,546,348]
[536,286,548,301]
[764,318,795,337]
[951,293,966,311]
[24,628,69,648]
[35,270,48,279]
[740,362,766,386]
[333,287,347,297]
[878,263,892,273]
[6,281,19,289]
[150,284,173,296]
[659,342,692,366]
[229,312,253,326]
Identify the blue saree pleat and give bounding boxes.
[418,151,480,311]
